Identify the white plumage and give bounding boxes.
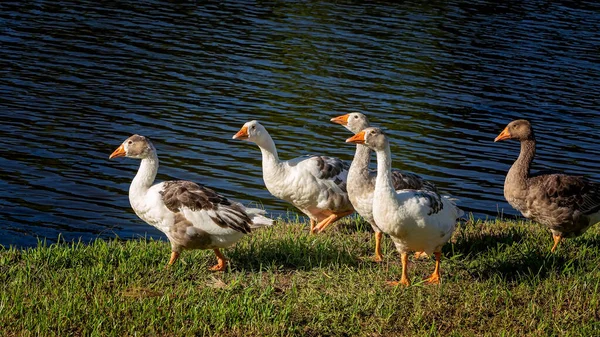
[233,120,354,233]
[332,112,439,262]
[110,134,273,270]
[347,127,463,286]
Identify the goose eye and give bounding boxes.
[251,125,256,130]
[128,140,133,145]
[354,115,358,119]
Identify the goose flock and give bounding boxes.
[110,117,600,286]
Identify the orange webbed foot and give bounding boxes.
[210,249,228,272]
[386,278,410,287]
[388,252,411,286]
[424,274,441,285]
[209,262,227,272]
[424,252,442,285]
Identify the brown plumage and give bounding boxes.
[160,181,252,234]
[495,119,600,252]
[109,134,273,271]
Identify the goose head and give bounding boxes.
[494,119,535,142]
[330,112,370,134]
[109,135,156,159]
[233,120,269,145]
[345,127,388,151]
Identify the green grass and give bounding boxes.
[1,216,600,336]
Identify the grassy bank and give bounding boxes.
[1,217,600,336]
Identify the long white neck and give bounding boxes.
[374,144,396,197]
[129,152,159,201]
[256,133,284,177]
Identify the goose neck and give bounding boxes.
[507,139,535,187]
[130,153,159,198]
[374,145,395,194]
[348,144,372,182]
[256,134,283,175]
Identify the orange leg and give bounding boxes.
[209,249,228,271]
[424,252,442,285]
[551,234,562,253]
[414,251,428,259]
[387,252,410,286]
[373,232,383,262]
[314,214,335,233]
[309,219,317,234]
[315,210,354,233]
[165,251,180,268]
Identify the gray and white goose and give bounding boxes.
[331,113,438,262]
[110,135,273,270]
[346,128,463,286]
[495,119,600,252]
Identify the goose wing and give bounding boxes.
[390,169,438,192]
[290,155,351,210]
[160,180,252,234]
[530,173,600,216]
[291,155,350,191]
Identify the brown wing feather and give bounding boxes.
[305,155,350,193]
[530,174,600,216]
[390,169,437,192]
[160,181,252,234]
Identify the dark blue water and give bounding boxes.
[1,0,599,247]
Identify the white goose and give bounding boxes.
[347,128,463,286]
[233,120,354,233]
[331,112,438,262]
[109,134,273,270]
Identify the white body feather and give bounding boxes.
[128,154,272,251]
[245,122,353,223]
[372,146,462,255]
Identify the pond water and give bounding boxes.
[1,0,599,247]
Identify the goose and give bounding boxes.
[109,134,273,270]
[494,119,600,252]
[331,112,438,262]
[346,127,463,286]
[233,120,354,234]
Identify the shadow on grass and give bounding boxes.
[573,233,600,248]
[336,218,373,234]
[227,236,360,272]
[468,250,581,282]
[448,223,525,257]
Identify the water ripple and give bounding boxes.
[1,0,599,247]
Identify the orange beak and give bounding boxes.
[346,130,366,144]
[233,126,249,140]
[330,114,350,126]
[109,144,126,159]
[494,127,512,142]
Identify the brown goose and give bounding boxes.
[495,120,600,252]
[109,135,274,270]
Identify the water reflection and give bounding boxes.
[1,0,599,247]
